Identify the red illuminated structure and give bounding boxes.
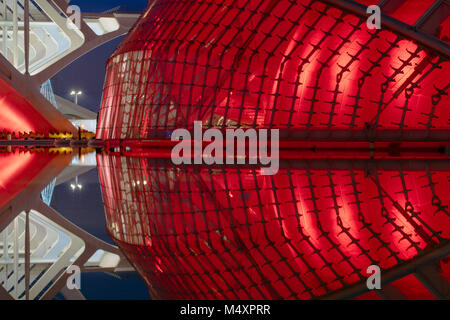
[0,78,58,137]
[97,0,450,299]
[97,0,449,139]
[0,149,58,209]
[98,156,450,299]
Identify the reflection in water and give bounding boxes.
[91,0,450,300]
[97,155,450,299]
[0,0,448,301]
[0,148,73,209]
[0,148,133,300]
[0,148,449,300]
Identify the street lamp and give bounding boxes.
[70,176,83,191]
[70,90,83,104]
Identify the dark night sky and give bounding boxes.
[51,0,150,300]
[52,0,148,112]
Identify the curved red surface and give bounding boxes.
[97,0,449,139]
[0,77,57,135]
[98,155,449,299]
[96,0,450,299]
[0,150,57,209]
[372,0,436,25]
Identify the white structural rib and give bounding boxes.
[0,0,140,135]
[0,0,139,77]
[0,154,136,300]
[0,201,136,300]
[0,205,135,300]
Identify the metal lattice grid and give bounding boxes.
[98,155,450,299]
[97,0,449,140]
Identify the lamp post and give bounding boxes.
[70,90,82,104]
[70,176,83,191]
